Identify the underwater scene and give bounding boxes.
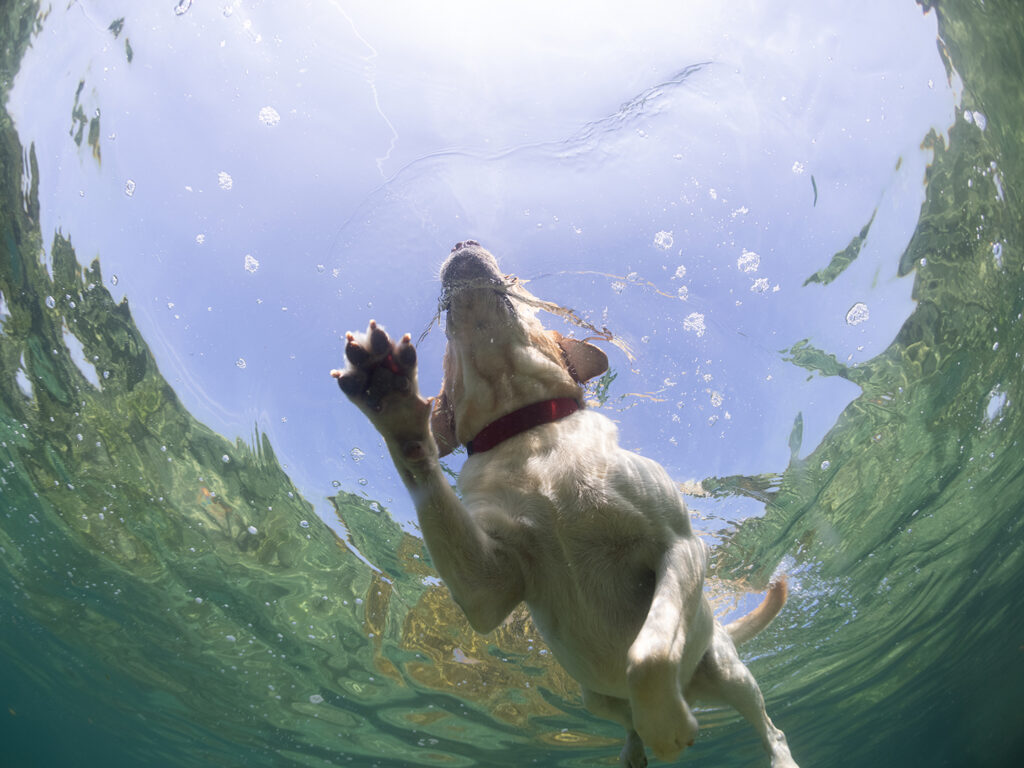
[1,0,1021,766]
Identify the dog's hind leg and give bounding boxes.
[581,690,646,768]
[687,627,799,768]
[626,538,713,762]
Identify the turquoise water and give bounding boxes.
[2,1,1022,766]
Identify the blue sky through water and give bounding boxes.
[7,0,956,532]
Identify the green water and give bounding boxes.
[1,1,1022,766]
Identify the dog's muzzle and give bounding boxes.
[439,241,514,312]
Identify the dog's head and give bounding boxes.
[431,241,608,456]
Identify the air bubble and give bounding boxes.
[846,303,870,326]
[258,106,281,126]
[737,250,760,273]
[683,312,706,337]
[985,388,1007,422]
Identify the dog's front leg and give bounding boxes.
[334,322,524,633]
[626,536,713,762]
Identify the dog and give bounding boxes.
[333,242,798,767]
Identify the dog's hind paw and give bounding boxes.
[619,730,647,768]
[631,691,697,763]
[333,321,432,448]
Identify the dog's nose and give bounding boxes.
[440,242,503,295]
[450,240,481,253]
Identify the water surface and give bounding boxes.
[1,1,1022,766]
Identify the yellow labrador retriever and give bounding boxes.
[333,242,798,767]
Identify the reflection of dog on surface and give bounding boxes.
[333,242,798,767]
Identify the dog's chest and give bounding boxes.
[463,440,663,637]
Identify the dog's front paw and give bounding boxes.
[332,321,432,458]
[333,321,418,409]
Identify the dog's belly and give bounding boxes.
[524,553,657,696]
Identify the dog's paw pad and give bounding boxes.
[333,367,367,399]
[368,320,391,356]
[396,333,417,369]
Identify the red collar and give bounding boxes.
[466,398,580,455]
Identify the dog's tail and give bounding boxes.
[724,576,788,646]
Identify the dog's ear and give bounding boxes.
[554,333,609,383]
[430,390,458,457]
